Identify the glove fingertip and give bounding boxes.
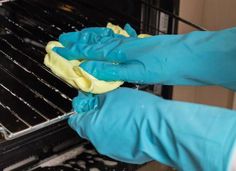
[52,47,75,60]
[52,47,60,53]
[58,32,77,41]
[79,61,100,77]
[72,97,83,113]
[58,33,66,42]
[79,62,111,81]
[52,46,64,56]
[67,114,78,129]
[67,115,74,126]
[124,23,137,37]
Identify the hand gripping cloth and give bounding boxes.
[44,23,150,94]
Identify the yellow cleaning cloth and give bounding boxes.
[44,23,150,94]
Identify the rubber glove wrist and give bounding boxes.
[161,27,236,90]
[68,88,236,171]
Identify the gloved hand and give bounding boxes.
[68,87,236,171]
[54,26,236,91]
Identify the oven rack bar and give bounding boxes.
[140,0,206,31]
[0,0,13,6]
[0,0,82,140]
[0,111,75,140]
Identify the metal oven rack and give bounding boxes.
[0,1,100,169]
[0,112,74,140]
[0,0,96,141]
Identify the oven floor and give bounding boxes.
[32,142,139,171]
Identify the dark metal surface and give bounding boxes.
[0,0,80,137]
[0,121,81,170]
[0,0,144,139]
[141,0,206,32]
[0,0,142,169]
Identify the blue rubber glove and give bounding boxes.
[68,87,236,171]
[54,27,236,91]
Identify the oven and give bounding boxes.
[0,0,204,170]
